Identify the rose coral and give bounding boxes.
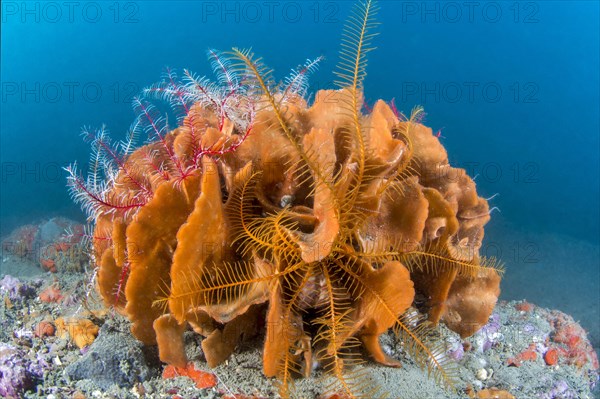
[66,1,503,397]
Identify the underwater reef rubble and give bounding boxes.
[0,272,598,399]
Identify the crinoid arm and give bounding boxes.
[67,1,503,398]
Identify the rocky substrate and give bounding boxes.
[0,264,598,399]
[0,218,598,399]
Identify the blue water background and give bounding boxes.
[1,1,599,339]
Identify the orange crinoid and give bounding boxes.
[66,1,502,397]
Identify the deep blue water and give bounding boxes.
[1,2,598,244]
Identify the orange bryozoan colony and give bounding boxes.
[66,2,502,397]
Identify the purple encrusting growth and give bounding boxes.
[523,323,536,334]
[446,336,465,361]
[472,313,502,352]
[0,275,23,301]
[540,380,576,399]
[0,275,36,301]
[0,343,34,398]
[0,342,51,398]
